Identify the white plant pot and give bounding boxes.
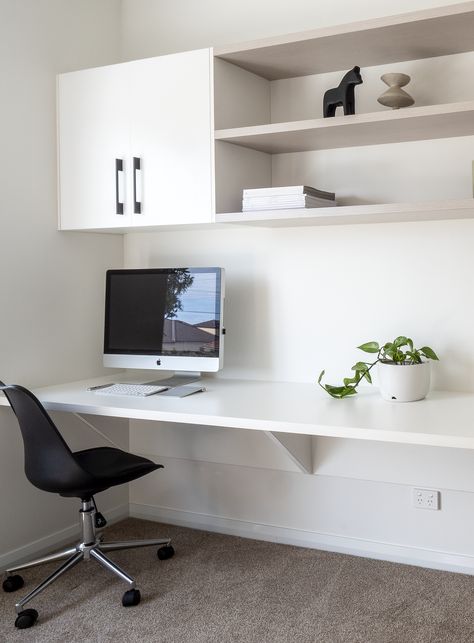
[377,361,431,402]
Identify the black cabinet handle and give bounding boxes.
[133,157,142,214]
[115,159,124,215]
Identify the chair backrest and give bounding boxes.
[0,382,90,494]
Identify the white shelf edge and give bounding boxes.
[58,200,474,233]
[58,222,226,235]
[214,101,474,153]
[215,2,474,57]
[215,101,474,137]
[214,2,474,79]
[216,200,474,227]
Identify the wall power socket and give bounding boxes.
[413,488,441,510]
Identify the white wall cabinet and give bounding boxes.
[58,49,214,231]
[58,64,131,230]
[58,4,474,232]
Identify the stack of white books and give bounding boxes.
[242,186,337,211]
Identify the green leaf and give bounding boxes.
[358,341,379,354]
[394,349,406,363]
[323,385,347,398]
[407,338,414,351]
[321,383,359,399]
[363,370,372,384]
[343,376,357,386]
[340,386,358,398]
[420,346,439,361]
[317,370,325,384]
[324,384,346,394]
[351,361,369,372]
[393,336,409,347]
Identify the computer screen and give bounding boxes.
[103,267,224,372]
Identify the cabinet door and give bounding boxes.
[58,64,131,230]
[128,49,214,226]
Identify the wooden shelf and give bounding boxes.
[215,101,474,154]
[215,2,474,79]
[216,199,474,227]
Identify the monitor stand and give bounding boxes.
[146,371,201,389]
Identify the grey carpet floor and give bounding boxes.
[1,518,474,643]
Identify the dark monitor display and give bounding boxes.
[104,268,224,371]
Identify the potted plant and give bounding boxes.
[318,336,439,402]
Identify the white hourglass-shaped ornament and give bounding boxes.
[377,73,415,110]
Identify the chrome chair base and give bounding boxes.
[3,500,171,615]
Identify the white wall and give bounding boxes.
[120,0,464,60]
[0,0,126,566]
[121,0,474,572]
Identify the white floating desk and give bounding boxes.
[1,376,474,474]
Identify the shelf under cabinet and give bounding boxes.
[215,2,474,79]
[215,101,474,154]
[216,199,474,227]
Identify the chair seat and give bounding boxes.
[0,383,164,499]
[60,447,163,498]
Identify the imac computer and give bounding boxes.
[103,267,225,386]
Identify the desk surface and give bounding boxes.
[1,374,474,450]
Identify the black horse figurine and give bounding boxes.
[323,66,363,117]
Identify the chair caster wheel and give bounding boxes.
[122,588,141,607]
[157,544,175,560]
[15,608,38,629]
[3,575,24,593]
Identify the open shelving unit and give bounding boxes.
[213,2,474,227]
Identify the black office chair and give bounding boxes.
[0,382,174,630]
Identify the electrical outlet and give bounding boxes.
[413,488,441,510]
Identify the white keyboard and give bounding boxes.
[94,383,168,397]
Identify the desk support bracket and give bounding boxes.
[71,413,314,474]
[264,432,313,474]
[73,413,122,449]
